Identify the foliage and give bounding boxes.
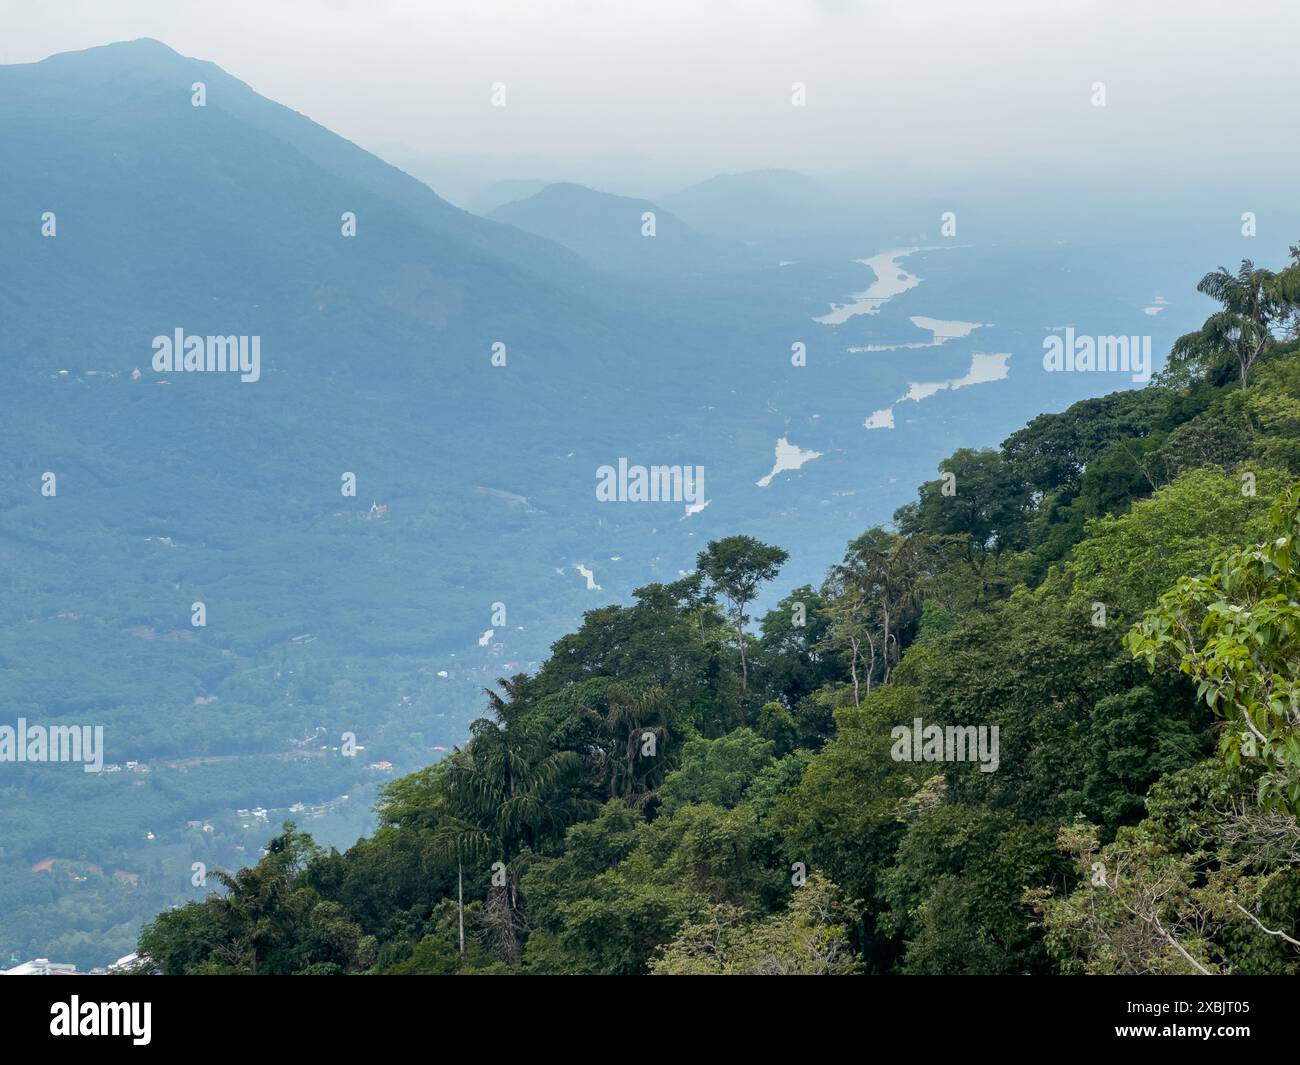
[132,248,1300,977]
[1128,487,1300,812]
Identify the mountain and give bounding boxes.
[0,39,587,284]
[0,39,708,967]
[487,182,765,274]
[466,179,554,215]
[379,147,703,213]
[659,169,856,239]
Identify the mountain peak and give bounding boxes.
[29,36,191,67]
[98,36,182,54]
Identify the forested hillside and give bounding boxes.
[139,250,1300,975]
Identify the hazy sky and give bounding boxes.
[3,0,1298,186]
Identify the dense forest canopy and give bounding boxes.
[138,249,1300,975]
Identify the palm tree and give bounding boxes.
[437,721,585,957]
[458,721,583,849]
[1171,260,1291,386]
[429,811,493,956]
[576,685,671,805]
[483,674,531,726]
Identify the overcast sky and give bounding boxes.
[3,0,1297,187]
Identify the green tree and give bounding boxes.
[697,536,789,711]
[895,449,1032,577]
[880,807,1063,975]
[576,684,675,806]
[819,577,874,705]
[1031,760,1300,975]
[1128,486,1300,812]
[437,719,585,956]
[650,873,862,975]
[754,584,833,706]
[1169,260,1297,386]
[1050,465,1285,626]
[658,729,776,812]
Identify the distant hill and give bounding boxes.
[466,179,554,216]
[660,168,857,239]
[487,182,765,274]
[0,38,586,286]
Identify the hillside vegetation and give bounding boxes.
[139,250,1300,975]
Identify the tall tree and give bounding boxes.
[697,536,788,713]
[1170,260,1294,386]
[820,579,874,706]
[438,720,585,957]
[824,529,957,694]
